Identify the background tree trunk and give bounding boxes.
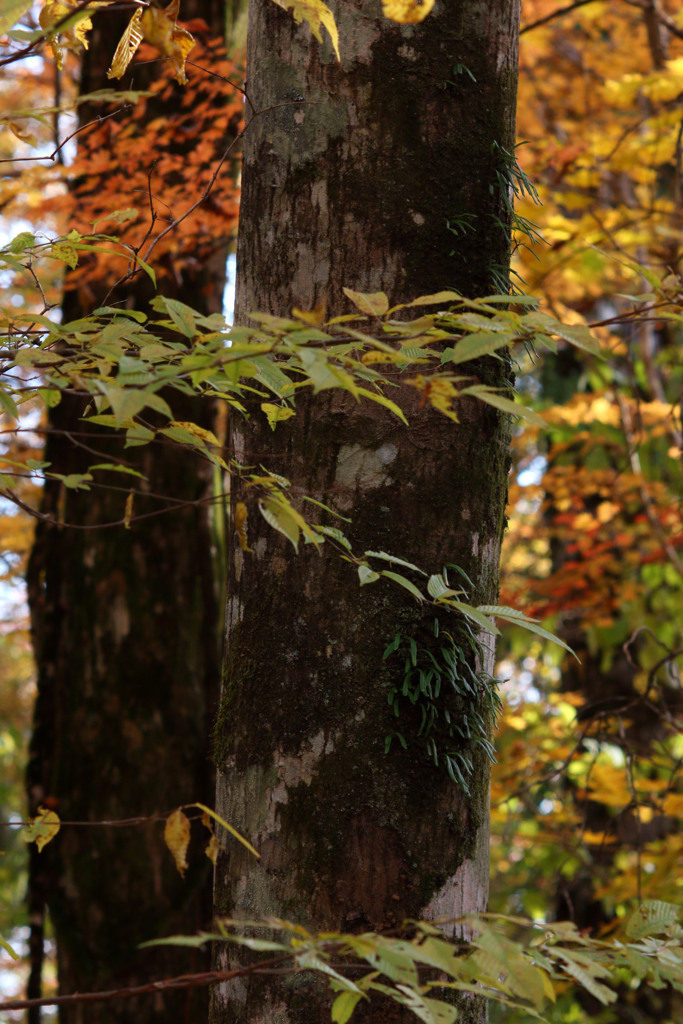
[212,2,520,1022]
[26,1,235,1019]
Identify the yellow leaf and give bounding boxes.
[140,0,195,85]
[40,0,93,69]
[382,0,435,24]
[342,287,389,317]
[271,0,340,61]
[107,8,144,80]
[234,501,252,552]
[123,490,134,529]
[205,834,219,866]
[2,120,37,147]
[169,421,221,449]
[164,808,191,877]
[21,806,60,852]
[292,300,327,326]
[192,802,260,859]
[261,402,296,430]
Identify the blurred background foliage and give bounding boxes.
[489,1,683,1020]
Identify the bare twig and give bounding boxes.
[521,0,599,35]
[0,955,295,1013]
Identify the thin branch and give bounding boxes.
[520,0,598,35]
[0,955,295,1013]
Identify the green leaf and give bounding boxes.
[318,525,353,551]
[0,389,19,418]
[365,551,427,575]
[39,387,62,407]
[6,229,35,254]
[461,385,546,426]
[135,255,156,286]
[89,463,145,478]
[446,330,517,364]
[554,950,616,1005]
[331,990,364,1024]
[381,571,425,602]
[49,242,79,269]
[478,605,578,657]
[259,496,300,551]
[358,564,380,585]
[445,600,500,634]
[0,935,20,960]
[45,472,93,490]
[356,387,408,424]
[625,901,681,940]
[159,297,197,339]
[93,306,147,323]
[522,311,602,357]
[139,931,218,950]
[97,384,150,426]
[427,574,449,599]
[406,290,461,307]
[253,357,295,399]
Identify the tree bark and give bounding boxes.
[213,2,520,1022]
[26,2,233,1020]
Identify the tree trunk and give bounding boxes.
[26,2,234,1020]
[213,2,520,1023]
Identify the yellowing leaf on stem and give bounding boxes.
[108,0,195,85]
[1,120,38,147]
[40,0,94,69]
[204,833,219,865]
[292,300,327,326]
[140,0,195,85]
[164,808,191,877]
[234,501,252,552]
[123,490,134,530]
[192,802,260,858]
[107,8,144,80]
[262,402,296,430]
[271,0,340,61]
[382,0,435,24]
[21,806,60,852]
[342,288,389,317]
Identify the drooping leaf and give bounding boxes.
[382,0,435,24]
[39,0,93,69]
[234,501,252,552]
[107,8,144,81]
[21,806,60,852]
[358,564,380,585]
[331,990,364,1024]
[192,802,260,859]
[164,808,191,878]
[460,385,546,426]
[140,0,195,85]
[270,0,340,60]
[342,287,389,317]
[262,402,296,430]
[381,570,425,603]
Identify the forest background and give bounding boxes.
[0,0,682,1022]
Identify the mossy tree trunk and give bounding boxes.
[213,2,520,1023]
[25,1,232,1020]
